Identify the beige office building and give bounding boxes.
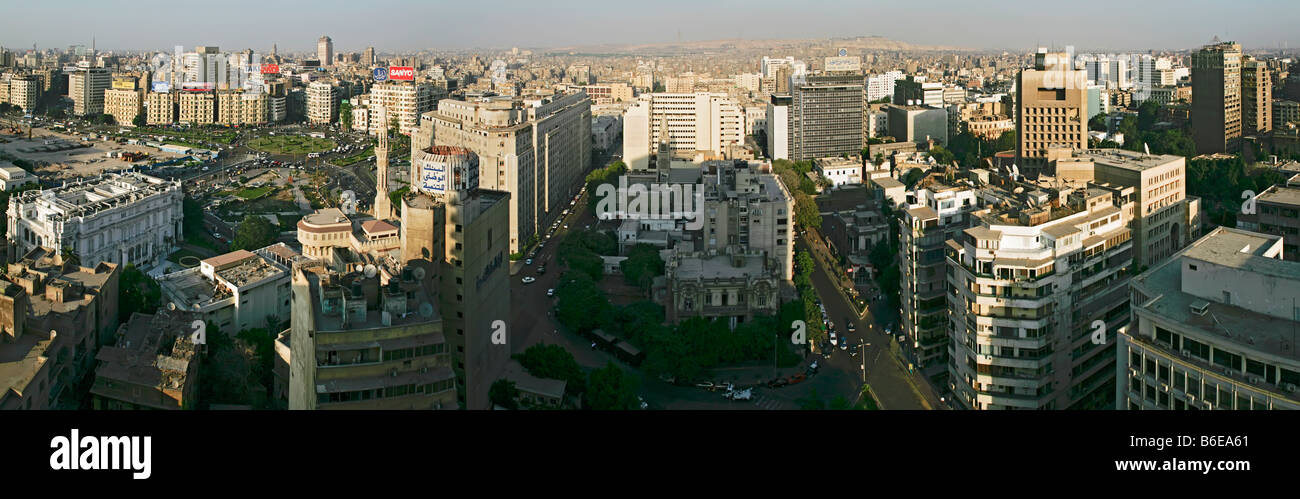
[317,36,333,67]
[307,81,338,124]
[146,91,176,125]
[104,79,144,126]
[1016,50,1088,174]
[417,92,592,253]
[1191,42,1242,154]
[6,74,39,113]
[623,92,745,171]
[1242,57,1272,135]
[216,89,268,125]
[69,63,110,116]
[178,90,216,125]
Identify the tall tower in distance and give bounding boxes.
[317,35,333,66]
[1191,40,1242,154]
[373,105,393,220]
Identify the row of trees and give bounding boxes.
[771,159,823,229]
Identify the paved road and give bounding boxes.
[800,232,944,410]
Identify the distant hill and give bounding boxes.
[549,35,970,55]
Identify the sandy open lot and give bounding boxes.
[0,126,190,180]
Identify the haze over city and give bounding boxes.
[3,0,1299,52]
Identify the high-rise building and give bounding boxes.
[353,81,440,136]
[1242,56,1272,135]
[317,36,333,67]
[1191,41,1243,154]
[401,147,511,409]
[216,89,268,125]
[146,91,176,124]
[789,73,863,160]
[948,185,1134,409]
[766,94,791,160]
[307,81,338,124]
[1016,49,1088,174]
[899,183,982,385]
[104,77,143,126]
[419,92,591,253]
[622,92,745,171]
[6,74,39,113]
[865,71,905,102]
[363,46,375,67]
[178,90,216,125]
[1119,227,1300,410]
[68,61,110,116]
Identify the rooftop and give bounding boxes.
[1080,148,1183,172]
[1258,185,1300,208]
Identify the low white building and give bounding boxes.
[157,244,300,334]
[7,172,182,269]
[0,162,36,191]
[815,157,863,187]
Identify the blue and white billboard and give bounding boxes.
[372,67,389,82]
[151,81,171,93]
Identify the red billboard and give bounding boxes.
[388,66,415,81]
[260,64,280,74]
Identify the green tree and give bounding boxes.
[620,243,664,293]
[586,362,639,410]
[119,264,162,319]
[514,343,588,393]
[489,379,520,409]
[132,112,147,127]
[555,271,612,333]
[232,214,277,251]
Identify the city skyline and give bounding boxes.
[3,0,1299,54]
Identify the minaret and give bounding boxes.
[372,105,393,220]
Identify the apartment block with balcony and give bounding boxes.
[947,187,1133,410]
[900,183,982,385]
[1118,227,1300,410]
[1238,184,1300,261]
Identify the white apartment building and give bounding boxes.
[948,188,1134,410]
[146,91,175,125]
[899,183,982,384]
[307,81,338,124]
[157,244,298,335]
[1119,227,1300,410]
[7,172,183,269]
[733,73,762,92]
[765,95,790,160]
[866,71,905,102]
[622,92,744,171]
[351,81,440,136]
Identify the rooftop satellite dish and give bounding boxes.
[168,302,177,311]
[363,264,377,278]
[412,267,426,280]
[419,302,434,318]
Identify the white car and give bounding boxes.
[546,288,555,297]
[521,277,536,284]
[829,330,838,346]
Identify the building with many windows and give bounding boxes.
[1191,41,1243,154]
[418,92,591,253]
[1119,227,1300,410]
[789,73,863,161]
[622,92,744,171]
[1016,49,1088,174]
[307,81,339,124]
[68,62,110,116]
[7,171,182,269]
[947,185,1134,409]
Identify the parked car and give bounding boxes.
[829,330,838,346]
[546,288,555,297]
[787,374,807,385]
[537,266,545,274]
[521,276,536,284]
[840,340,849,352]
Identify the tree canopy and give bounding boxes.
[232,214,277,251]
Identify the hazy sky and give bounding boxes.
[2,0,1296,53]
